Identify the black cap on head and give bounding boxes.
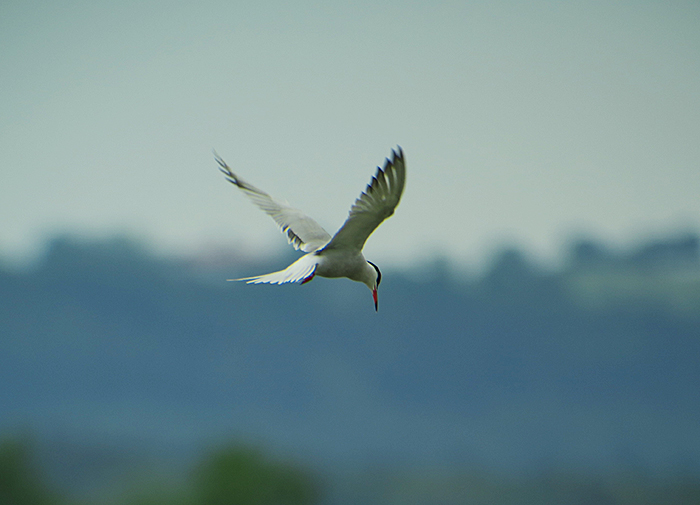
[367,261,381,286]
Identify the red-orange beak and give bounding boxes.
[373,287,378,312]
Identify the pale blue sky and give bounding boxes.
[2,0,699,270]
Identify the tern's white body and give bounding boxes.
[315,249,373,282]
[216,147,406,310]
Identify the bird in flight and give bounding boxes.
[215,147,406,311]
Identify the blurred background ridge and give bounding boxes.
[1,231,699,503]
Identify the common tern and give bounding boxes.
[215,147,406,311]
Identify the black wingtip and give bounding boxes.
[213,151,226,170]
[213,149,227,169]
[213,151,243,187]
[382,146,404,172]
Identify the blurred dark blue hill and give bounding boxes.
[1,233,699,483]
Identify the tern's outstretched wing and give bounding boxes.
[216,153,332,253]
[322,147,406,253]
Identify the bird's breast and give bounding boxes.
[315,250,366,281]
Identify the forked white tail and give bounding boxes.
[229,253,318,285]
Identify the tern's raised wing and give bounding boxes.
[322,147,406,254]
[216,153,332,253]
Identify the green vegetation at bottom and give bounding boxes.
[1,437,700,505]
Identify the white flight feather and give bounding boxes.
[215,153,332,253]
